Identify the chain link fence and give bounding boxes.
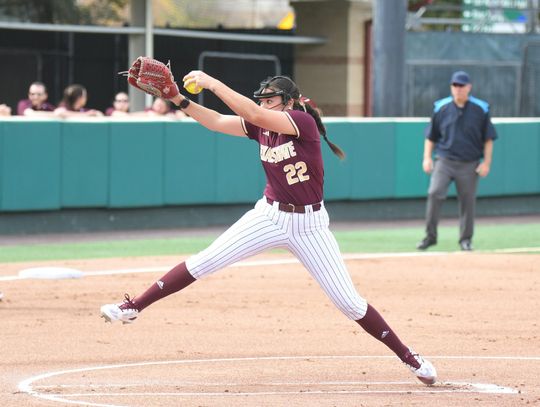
[406,31,540,117]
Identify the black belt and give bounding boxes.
[266,197,321,213]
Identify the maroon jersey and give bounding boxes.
[17,99,55,115]
[242,109,324,205]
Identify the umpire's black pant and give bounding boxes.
[424,157,479,243]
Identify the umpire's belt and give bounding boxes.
[266,197,322,213]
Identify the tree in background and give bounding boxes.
[77,0,129,25]
[0,0,293,30]
[0,0,128,25]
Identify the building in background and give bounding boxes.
[1,0,540,117]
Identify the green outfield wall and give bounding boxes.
[0,117,539,212]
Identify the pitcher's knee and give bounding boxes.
[186,255,222,279]
[335,296,368,320]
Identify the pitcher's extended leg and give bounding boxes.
[101,200,288,320]
[132,262,195,311]
[287,210,436,384]
[356,304,410,360]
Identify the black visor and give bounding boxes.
[253,79,285,99]
[253,76,292,101]
[253,88,285,99]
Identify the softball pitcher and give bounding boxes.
[101,62,437,385]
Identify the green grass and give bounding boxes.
[0,236,215,263]
[0,223,539,263]
[335,223,540,253]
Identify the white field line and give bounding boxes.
[1,248,539,282]
[18,355,530,407]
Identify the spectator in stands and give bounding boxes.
[54,84,103,118]
[128,97,187,119]
[106,92,130,117]
[145,97,173,116]
[17,81,56,116]
[0,103,11,116]
[144,97,187,119]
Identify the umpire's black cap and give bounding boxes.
[450,71,471,85]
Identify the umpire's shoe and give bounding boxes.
[459,239,473,251]
[416,237,437,251]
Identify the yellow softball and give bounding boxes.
[184,80,203,94]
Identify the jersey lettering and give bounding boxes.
[260,141,297,163]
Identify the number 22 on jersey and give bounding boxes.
[284,161,310,185]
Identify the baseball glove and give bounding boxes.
[121,56,180,99]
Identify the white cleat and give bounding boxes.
[404,349,437,385]
[0,291,4,301]
[100,294,139,324]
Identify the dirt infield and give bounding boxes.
[1,252,539,406]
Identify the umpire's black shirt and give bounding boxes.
[425,96,498,162]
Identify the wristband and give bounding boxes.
[179,97,191,109]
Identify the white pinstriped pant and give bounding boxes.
[186,197,368,320]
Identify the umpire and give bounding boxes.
[417,71,497,251]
